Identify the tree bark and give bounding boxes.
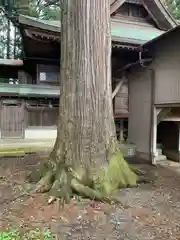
[32,0,136,203]
[56,0,115,169]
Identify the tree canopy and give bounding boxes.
[165,0,180,20]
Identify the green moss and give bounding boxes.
[94,150,137,197]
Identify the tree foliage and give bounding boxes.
[0,0,60,59]
[165,0,180,20]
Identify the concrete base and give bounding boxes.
[155,155,167,161]
[156,148,163,156]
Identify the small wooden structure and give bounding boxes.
[128,23,180,163]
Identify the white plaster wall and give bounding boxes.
[25,127,57,139]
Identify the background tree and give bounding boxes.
[0,0,60,60]
[165,0,180,20]
[30,0,136,204]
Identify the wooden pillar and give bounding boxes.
[119,119,124,142]
[151,106,157,165]
[178,123,180,162]
[112,77,116,114]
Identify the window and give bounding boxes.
[37,64,59,83]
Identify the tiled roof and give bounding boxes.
[111,20,164,44]
[19,15,164,45]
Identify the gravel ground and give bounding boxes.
[0,155,180,239]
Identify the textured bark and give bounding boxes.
[55,0,116,169]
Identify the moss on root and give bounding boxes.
[30,148,139,205]
[94,150,137,197]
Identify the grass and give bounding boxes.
[0,229,51,240]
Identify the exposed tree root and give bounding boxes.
[136,169,158,184]
[129,165,146,176]
[71,178,102,200]
[28,144,158,208]
[49,168,73,203]
[29,148,140,207]
[35,171,54,193]
[71,178,126,207]
[129,165,158,183]
[27,161,53,183]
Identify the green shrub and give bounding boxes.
[0,229,51,240]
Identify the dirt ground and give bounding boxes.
[0,154,180,239]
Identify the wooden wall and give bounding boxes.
[24,99,59,127]
[114,78,129,116]
[0,98,59,139]
[26,106,58,127]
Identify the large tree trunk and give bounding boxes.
[57,0,115,168]
[31,0,137,203]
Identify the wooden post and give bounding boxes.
[119,119,124,142]
[112,77,116,114]
[178,123,180,162]
[152,106,157,165]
